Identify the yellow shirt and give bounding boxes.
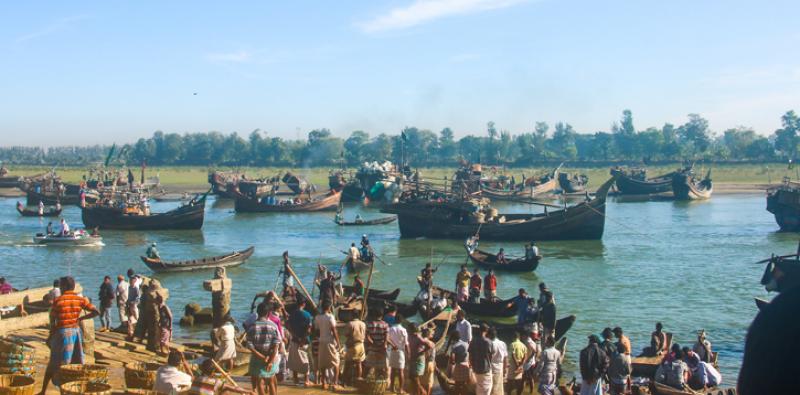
[456,271,471,288]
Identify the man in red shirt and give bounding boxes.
[484,269,498,300]
[469,269,482,303]
[40,276,100,394]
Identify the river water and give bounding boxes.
[0,193,790,382]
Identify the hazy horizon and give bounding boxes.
[2,0,798,146]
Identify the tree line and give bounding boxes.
[1,110,799,167]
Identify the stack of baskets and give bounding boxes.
[58,364,108,385]
[0,339,35,377]
[58,381,112,395]
[0,374,36,395]
[124,362,160,390]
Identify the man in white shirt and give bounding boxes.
[489,327,508,395]
[387,319,409,394]
[154,350,193,394]
[59,218,70,236]
[455,310,473,344]
[115,275,129,328]
[348,243,361,260]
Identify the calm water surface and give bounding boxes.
[0,193,790,381]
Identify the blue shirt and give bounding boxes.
[383,314,397,326]
[513,295,531,322]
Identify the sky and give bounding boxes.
[1,0,799,146]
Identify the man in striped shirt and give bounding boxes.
[40,276,100,394]
[364,307,389,378]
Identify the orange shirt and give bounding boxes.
[52,291,95,329]
[484,274,497,291]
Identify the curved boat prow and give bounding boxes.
[595,175,618,201]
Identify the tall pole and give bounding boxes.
[360,255,376,320]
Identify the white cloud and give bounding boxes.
[205,50,253,63]
[358,0,529,33]
[15,15,89,43]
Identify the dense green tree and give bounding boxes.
[344,130,369,166]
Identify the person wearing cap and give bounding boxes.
[579,334,610,395]
[146,242,160,260]
[693,330,712,363]
[469,323,496,395]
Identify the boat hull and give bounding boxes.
[383,177,614,241]
[672,172,712,200]
[234,190,341,213]
[82,197,206,230]
[34,234,103,246]
[611,168,676,195]
[141,246,254,273]
[767,188,800,231]
[336,216,397,226]
[467,248,540,272]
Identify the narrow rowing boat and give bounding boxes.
[335,216,397,226]
[345,257,373,273]
[140,246,255,273]
[17,202,62,217]
[466,247,540,272]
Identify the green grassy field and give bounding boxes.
[4,163,791,189]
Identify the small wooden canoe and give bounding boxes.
[345,257,373,273]
[672,169,713,200]
[141,246,254,273]
[17,202,62,217]
[467,247,540,272]
[335,216,397,226]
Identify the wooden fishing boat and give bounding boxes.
[382,176,615,241]
[0,176,20,189]
[140,246,254,273]
[466,247,540,272]
[335,216,397,226]
[611,167,685,195]
[82,194,207,230]
[424,286,516,318]
[672,169,713,200]
[234,190,341,213]
[345,257,373,273]
[341,286,400,301]
[766,181,800,231]
[480,165,561,201]
[558,172,588,193]
[16,202,62,217]
[632,332,673,377]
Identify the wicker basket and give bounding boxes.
[59,381,112,395]
[58,364,108,384]
[0,374,35,395]
[124,362,160,389]
[358,377,388,395]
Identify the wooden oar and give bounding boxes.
[283,253,317,312]
[210,358,243,390]
[360,252,376,321]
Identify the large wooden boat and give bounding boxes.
[141,246,254,273]
[610,167,685,195]
[82,194,207,230]
[672,169,713,200]
[558,172,588,193]
[766,180,800,231]
[480,165,560,201]
[335,216,397,226]
[16,202,62,217]
[466,247,540,272]
[0,176,20,188]
[234,190,341,213]
[382,176,615,241]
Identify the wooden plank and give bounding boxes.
[0,284,82,307]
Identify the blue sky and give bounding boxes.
[1,1,799,145]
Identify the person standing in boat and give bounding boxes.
[484,269,497,301]
[146,242,160,260]
[348,243,361,261]
[465,234,480,254]
[693,330,713,363]
[537,283,550,308]
[46,221,53,236]
[509,289,534,325]
[455,265,472,303]
[644,322,668,356]
[526,242,539,260]
[419,262,436,296]
[540,292,556,341]
[469,269,483,304]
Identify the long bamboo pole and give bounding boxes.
[283,252,318,312]
[360,253,376,320]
